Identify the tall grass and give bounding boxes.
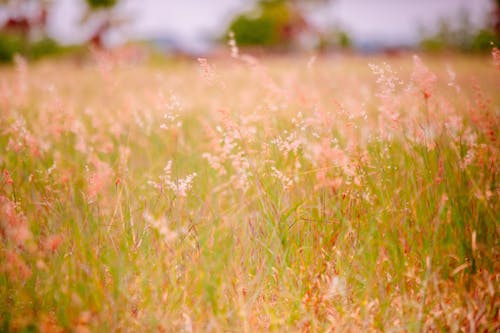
[0,50,498,332]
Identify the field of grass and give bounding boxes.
[0,50,498,332]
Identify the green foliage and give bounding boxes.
[470,29,499,52]
[0,33,65,63]
[338,31,351,48]
[85,0,118,9]
[229,15,277,46]
[227,0,293,47]
[421,29,499,53]
[227,0,349,50]
[29,38,61,59]
[318,29,352,51]
[420,11,499,53]
[0,33,25,62]
[420,37,446,53]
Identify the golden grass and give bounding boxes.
[0,50,498,332]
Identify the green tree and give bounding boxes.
[86,0,118,8]
[82,0,122,48]
[228,0,295,47]
[226,0,344,50]
[420,5,499,53]
[0,0,61,62]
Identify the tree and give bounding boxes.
[82,0,123,48]
[493,0,500,36]
[0,0,60,62]
[86,0,118,8]
[419,6,499,53]
[227,0,331,49]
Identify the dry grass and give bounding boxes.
[0,50,499,332]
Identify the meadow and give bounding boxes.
[0,49,498,332]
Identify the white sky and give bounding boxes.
[45,0,492,46]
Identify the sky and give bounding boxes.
[40,0,494,47]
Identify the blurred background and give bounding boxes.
[0,0,498,62]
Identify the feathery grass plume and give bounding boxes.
[0,196,32,247]
[86,156,113,202]
[42,234,64,253]
[270,166,293,190]
[228,31,239,59]
[143,211,179,244]
[411,55,437,101]
[197,57,219,87]
[492,47,500,70]
[369,62,403,134]
[148,160,197,197]
[159,91,183,130]
[14,54,28,98]
[0,50,498,331]
[3,250,32,281]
